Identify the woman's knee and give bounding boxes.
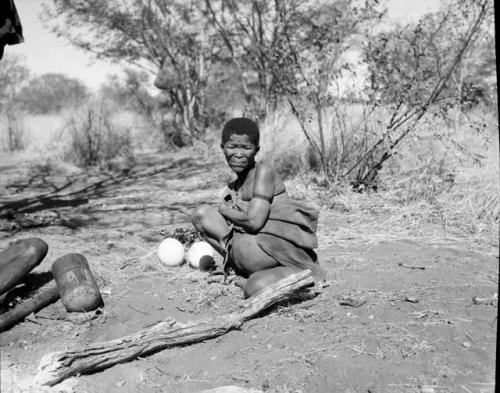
[191,204,230,241]
[191,204,212,227]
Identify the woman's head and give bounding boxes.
[221,118,260,174]
[221,118,260,147]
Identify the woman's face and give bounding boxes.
[222,133,259,174]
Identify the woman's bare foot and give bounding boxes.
[243,266,299,298]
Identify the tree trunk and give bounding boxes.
[316,101,329,182]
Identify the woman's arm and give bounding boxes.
[218,165,274,232]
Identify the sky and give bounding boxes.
[6,0,441,91]
[8,0,123,89]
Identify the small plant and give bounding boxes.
[390,158,455,204]
[159,227,203,247]
[64,102,133,168]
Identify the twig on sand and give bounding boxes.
[172,374,213,385]
[398,262,426,270]
[339,296,368,308]
[292,341,355,358]
[36,270,316,386]
[127,304,149,316]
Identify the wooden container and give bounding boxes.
[0,238,48,295]
[51,254,103,312]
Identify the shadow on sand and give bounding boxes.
[0,271,55,313]
[0,156,214,229]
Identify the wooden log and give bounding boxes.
[52,254,103,312]
[0,238,48,295]
[36,270,316,386]
[0,282,60,332]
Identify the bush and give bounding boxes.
[99,69,156,120]
[64,102,133,167]
[259,103,385,183]
[17,73,89,114]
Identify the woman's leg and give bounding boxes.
[243,265,300,298]
[191,204,230,255]
[192,206,296,292]
[230,233,280,276]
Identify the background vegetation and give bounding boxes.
[0,0,497,244]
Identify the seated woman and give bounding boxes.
[192,118,325,298]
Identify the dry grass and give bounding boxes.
[59,101,134,167]
[315,167,498,252]
[258,102,389,180]
[19,113,65,153]
[0,112,27,151]
[258,108,311,178]
[4,101,162,174]
[260,103,498,249]
[381,105,499,246]
[3,97,498,248]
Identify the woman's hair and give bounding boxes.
[221,117,260,146]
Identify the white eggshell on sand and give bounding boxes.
[157,238,185,267]
[187,241,215,269]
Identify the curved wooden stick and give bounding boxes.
[0,283,60,332]
[36,270,315,386]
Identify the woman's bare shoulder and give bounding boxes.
[257,161,287,182]
[255,162,286,195]
[255,161,279,177]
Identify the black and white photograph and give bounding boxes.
[0,0,497,392]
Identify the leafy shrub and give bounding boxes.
[64,102,133,167]
[17,73,89,114]
[99,69,156,120]
[259,103,385,183]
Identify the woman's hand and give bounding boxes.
[218,201,233,217]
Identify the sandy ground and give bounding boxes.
[0,151,497,393]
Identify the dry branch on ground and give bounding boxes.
[36,270,316,386]
[0,283,60,332]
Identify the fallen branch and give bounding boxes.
[0,283,60,332]
[36,270,316,386]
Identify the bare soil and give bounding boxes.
[0,151,497,393]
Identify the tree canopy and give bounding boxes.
[17,73,89,114]
[46,0,495,183]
